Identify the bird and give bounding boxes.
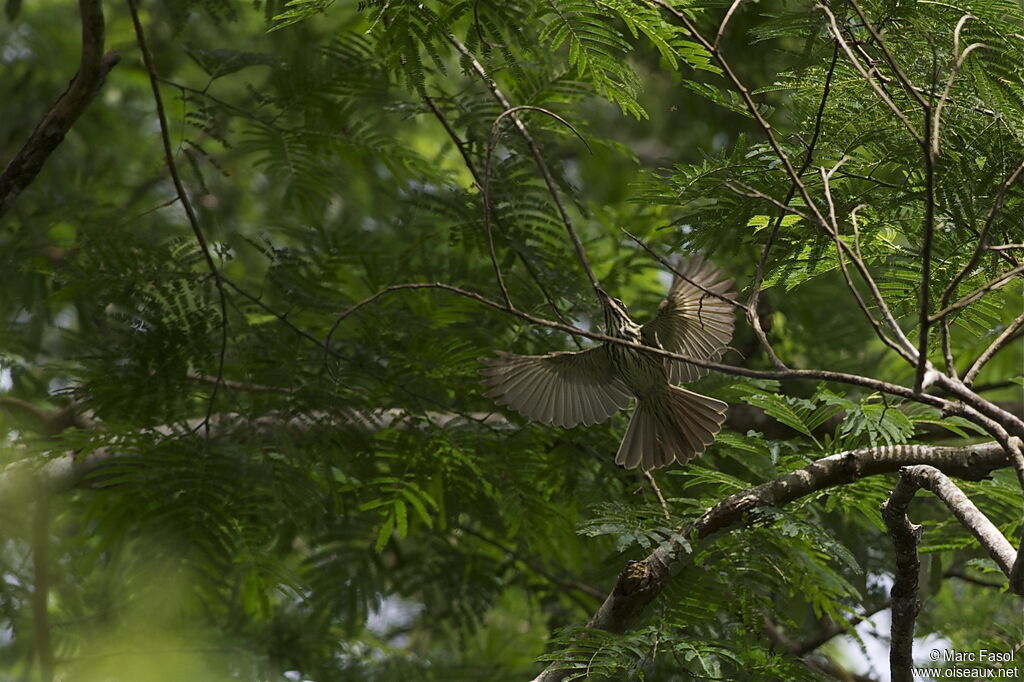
[480,257,736,471]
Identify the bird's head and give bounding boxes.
[596,287,640,341]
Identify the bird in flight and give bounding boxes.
[480,257,736,471]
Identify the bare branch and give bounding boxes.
[0,0,120,217]
[846,0,928,109]
[620,230,749,312]
[724,182,813,222]
[715,0,747,47]
[932,36,986,156]
[644,471,672,521]
[483,105,590,305]
[423,93,512,308]
[820,171,913,360]
[323,280,959,408]
[422,94,580,333]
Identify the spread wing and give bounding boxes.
[641,256,736,384]
[479,348,633,428]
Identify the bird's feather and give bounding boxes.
[641,256,736,384]
[615,385,727,470]
[479,348,633,428]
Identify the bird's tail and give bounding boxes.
[615,386,727,471]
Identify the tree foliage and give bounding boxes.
[0,0,1022,681]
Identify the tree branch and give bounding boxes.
[0,0,119,217]
[963,311,1024,386]
[880,471,922,682]
[324,281,960,410]
[421,93,581,335]
[531,442,1009,681]
[881,464,1022,681]
[128,0,229,440]
[441,29,601,292]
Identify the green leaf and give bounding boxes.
[374,511,395,552]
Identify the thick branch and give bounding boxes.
[0,0,119,217]
[881,464,1022,681]
[531,442,1008,681]
[880,471,922,682]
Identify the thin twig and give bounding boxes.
[421,93,580,338]
[963,311,1024,386]
[655,0,919,362]
[931,31,985,156]
[714,0,747,47]
[723,182,814,222]
[620,231,748,312]
[819,4,922,143]
[847,0,928,109]
[323,281,962,410]
[820,171,909,358]
[644,472,672,521]
[929,263,1024,322]
[128,0,229,442]
[482,105,590,305]
[424,93,512,308]
[442,30,602,291]
[940,160,1024,317]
